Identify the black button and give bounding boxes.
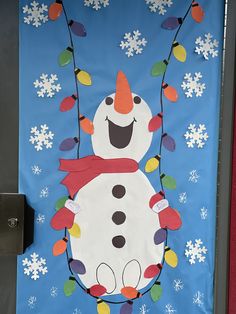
[105,97,113,105]
[112,235,126,248]
[112,211,126,225]
[133,96,141,104]
[112,185,126,199]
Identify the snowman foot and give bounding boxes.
[121,286,142,299]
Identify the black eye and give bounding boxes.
[134,96,141,104]
[105,97,113,105]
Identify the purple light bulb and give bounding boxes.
[161,17,183,30]
[154,228,167,245]
[59,137,79,151]
[120,301,133,314]
[69,259,86,275]
[162,133,176,152]
[68,20,87,37]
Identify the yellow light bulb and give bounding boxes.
[165,246,178,268]
[145,155,161,173]
[173,41,186,62]
[68,223,81,238]
[75,68,92,86]
[97,299,110,314]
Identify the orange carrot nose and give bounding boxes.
[114,71,133,114]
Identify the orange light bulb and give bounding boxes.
[191,2,204,23]
[162,83,178,102]
[52,237,68,256]
[49,0,63,21]
[121,286,142,299]
[79,115,94,135]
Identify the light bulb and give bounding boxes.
[69,258,86,274]
[172,41,187,62]
[162,83,178,102]
[121,287,142,299]
[162,133,176,152]
[191,2,204,23]
[64,276,76,296]
[160,173,177,190]
[52,237,68,256]
[97,299,110,314]
[79,114,94,134]
[75,68,92,86]
[60,94,78,112]
[59,137,79,151]
[120,301,133,314]
[49,0,63,21]
[165,246,178,268]
[154,228,167,245]
[145,155,161,173]
[55,196,68,211]
[68,20,86,37]
[148,113,163,132]
[68,223,81,238]
[151,60,168,76]
[161,17,183,30]
[87,284,107,297]
[51,206,75,230]
[150,281,162,302]
[59,47,73,66]
[144,263,162,278]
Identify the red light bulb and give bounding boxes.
[148,112,163,132]
[87,284,107,297]
[60,94,78,112]
[144,263,162,278]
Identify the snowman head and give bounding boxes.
[92,71,155,162]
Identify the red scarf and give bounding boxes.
[59,155,139,198]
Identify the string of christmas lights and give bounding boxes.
[49,1,204,313]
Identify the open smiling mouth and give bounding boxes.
[106,117,136,149]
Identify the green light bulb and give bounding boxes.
[150,281,162,302]
[55,196,68,211]
[161,173,176,189]
[64,277,76,297]
[151,60,168,77]
[59,47,73,67]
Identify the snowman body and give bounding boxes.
[71,171,164,295]
[69,72,165,297]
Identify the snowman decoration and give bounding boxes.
[51,71,181,304]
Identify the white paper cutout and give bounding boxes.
[30,124,54,151]
[181,72,206,98]
[185,239,207,264]
[22,1,48,28]
[184,124,208,148]
[120,30,147,57]
[22,252,48,280]
[195,33,219,60]
[34,74,61,98]
[145,0,173,14]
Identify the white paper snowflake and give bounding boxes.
[36,213,45,224]
[120,30,147,58]
[28,296,37,309]
[165,304,176,314]
[173,279,184,292]
[200,207,208,220]
[22,1,48,28]
[195,33,219,60]
[30,124,54,151]
[184,124,208,148]
[31,165,42,175]
[140,304,150,314]
[40,187,49,198]
[145,0,173,14]
[22,252,48,280]
[193,291,204,307]
[34,74,61,98]
[185,239,207,264]
[181,72,206,98]
[73,309,82,314]
[50,286,58,298]
[179,192,187,204]
[189,170,200,183]
[84,0,109,10]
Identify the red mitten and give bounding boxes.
[158,207,182,230]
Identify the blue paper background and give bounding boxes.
[18,0,224,313]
